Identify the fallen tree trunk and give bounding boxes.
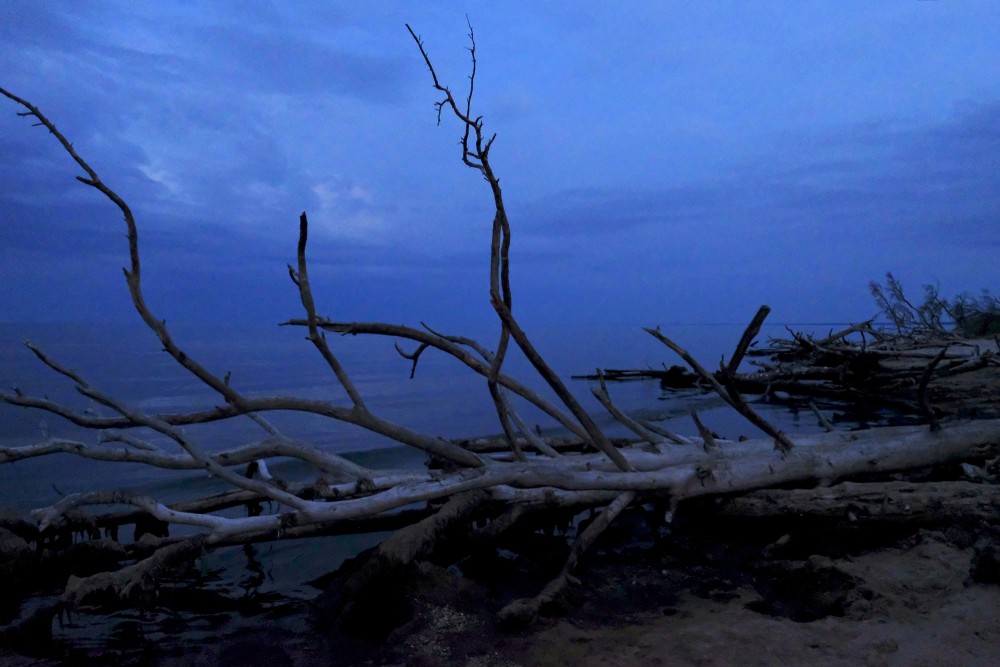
[718,479,1000,524]
[15,420,1000,551]
[2,28,1000,652]
[583,328,999,423]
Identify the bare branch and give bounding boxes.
[395,340,431,379]
[498,491,636,627]
[690,409,717,452]
[405,27,632,472]
[807,402,836,433]
[918,345,949,431]
[288,318,590,441]
[100,430,161,452]
[290,212,368,410]
[725,305,770,376]
[0,384,484,468]
[645,326,795,453]
[0,87,276,430]
[501,398,562,458]
[633,417,694,446]
[62,536,206,609]
[591,372,666,450]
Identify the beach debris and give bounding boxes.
[1,25,998,651]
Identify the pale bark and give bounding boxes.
[2,28,999,639]
[718,480,1000,524]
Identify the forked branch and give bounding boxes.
[2,27,998,643]
[406,25,632,472]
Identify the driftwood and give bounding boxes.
[1,24,999,649]
[582,319,999,421]
[719,479,1000,524]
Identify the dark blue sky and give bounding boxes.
[2,1,998,330]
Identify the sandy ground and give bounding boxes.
[343,524,1000,667]
[500,535,1000,667]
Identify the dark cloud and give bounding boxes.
[790,101,1000,248]
[191,26,409,103]
[0,1,80,49]
[519,100,1000,254]
[3,3,997,328]
[0,201,124,255]
[517,184,737,237]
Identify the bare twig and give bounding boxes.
[291,318,591,441]
[497,491,636,627]
[592,372,665,450]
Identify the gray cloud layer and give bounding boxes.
[2,2,997,328]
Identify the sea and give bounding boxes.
[0,319,854,643]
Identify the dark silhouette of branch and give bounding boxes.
[405,24,632,472]
[2,28,997,639]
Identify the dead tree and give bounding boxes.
[584,316,999,425]
[1,25,999,639]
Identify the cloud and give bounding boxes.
[136,159,183,199]
[312,182,373,209]
[518,99,1000,253]
[310,181,387,240]
[196,27,408,103]
[0,1,419,240]
[3,2,997,328]
[485,98,1000,324]
[0,201,123,256]
[786,101,1000,249]
[516,185,727,238]
[0,2,82,54]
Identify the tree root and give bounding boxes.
[718,480,1000,524]
[61,536,206,609]
[497,491,636,628]
[316,490,489,640]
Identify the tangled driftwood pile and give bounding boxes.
[1,26,999,658]
[585,320,999,425]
